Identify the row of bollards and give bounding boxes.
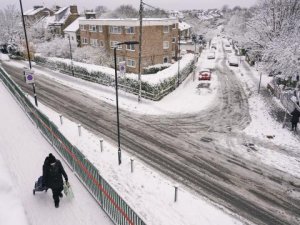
[57,114,179,202]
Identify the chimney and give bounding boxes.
[70,5,78,14]
[33,5,43,10]
[84,10,96,19]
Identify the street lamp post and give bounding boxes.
[19,0,38,107]
[114,41,139,165]
[67,35,75,76]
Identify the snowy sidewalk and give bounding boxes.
[0,82,113,225]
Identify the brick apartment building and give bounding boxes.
[79,18,179,73]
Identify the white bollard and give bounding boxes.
[130,158,134,173]
[174,185,178,202]
[59,114,63,125]
[78,124,81,136]
[100,138,104,152]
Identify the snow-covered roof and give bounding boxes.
[24,7,45,16]
[64,17,83,32]
[79,18,178,26]
[178,21,191,31]
[48,7,71,25]
[54,6,68,15]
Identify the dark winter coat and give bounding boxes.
[291,108,300,124]
[43,157,68,189]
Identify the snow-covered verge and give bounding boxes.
[0,153,28,225]
[0,82,113,225]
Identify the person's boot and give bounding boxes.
[55,201,59,208]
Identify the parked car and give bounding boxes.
[228,57,239,67]
[198,69,211,80]
[207,51,215,59]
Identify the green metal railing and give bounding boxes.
[0,67,146,225]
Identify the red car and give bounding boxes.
[198,69,211,80]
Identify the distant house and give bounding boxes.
[168,10,184,19]
[64,17,84,46]
[47,5,79,36]
[178,21,192,40]
[24,6,53,26]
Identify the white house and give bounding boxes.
[63,17,83,45]
[178,21,192,40]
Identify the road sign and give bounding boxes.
[119,61,126,75]
[25,69,35,84]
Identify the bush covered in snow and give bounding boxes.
[143,63,171,74]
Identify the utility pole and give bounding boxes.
[138,0,143,102]
[19,0,38,107]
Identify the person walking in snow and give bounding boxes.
[43,153,68,208]
[291,107,300,132]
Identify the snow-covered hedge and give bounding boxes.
[143,63,171,74]
[34,54,195,100]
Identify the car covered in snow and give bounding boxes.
[207,51,215,59]
[228,57,239,67]
[198,69,211,81]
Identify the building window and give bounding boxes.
[82,38,88,44]
[99,40,104,47]
[98,25,103,32]
[110,41,122,49]
[117,57,125,64]
[172,24,177,29]
[125,26,135,34]
[80,25,85,30]
[90,39,98,46]
[89,25,96,32]
[71,36,74,40]
[163,56,169,63]
[163,41,169,49]
[172,37,176,43]
[126,43,135,51]
[127,59,136,68]
[163,25,169,33]
[109,26,122,34]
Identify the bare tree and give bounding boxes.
[110,5,138,18]
[95,5,108,18]
[143,8,169,18]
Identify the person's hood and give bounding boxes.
[48,153,56,164]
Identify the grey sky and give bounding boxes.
[1,0,257,11]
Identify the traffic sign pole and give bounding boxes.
[32,83,38,107]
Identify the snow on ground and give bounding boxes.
[227,56,300,178]
[0,83,113,225]
[0,53,10,61]
[0,153,28,225]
